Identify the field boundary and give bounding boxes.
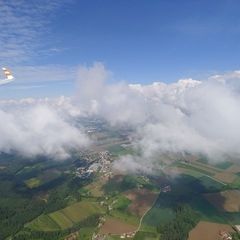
[136,191,160,233]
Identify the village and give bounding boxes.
[74,151,113,179]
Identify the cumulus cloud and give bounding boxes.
[2,62,240,166]
[75,63,240,170]
[75,62,152,125]
[113,155,156,174]
[0,103,89,160]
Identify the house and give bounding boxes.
[162,185,171,193]
[234,225,240,233]
[219,230,232,240]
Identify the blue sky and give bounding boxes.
[1,0,240,98]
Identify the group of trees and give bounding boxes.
[0,169,100,239]
[0,197,45,239]
[232,233,240,240]
[0,162,92,239]
[157,204,200,240]
[103,174,157,195]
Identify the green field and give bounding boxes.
[197,158,234,170]
[49,211,73,229]
[24,169,62,189]
[231,176,240,188]
[113,195,131,211]
[78,227,95,239]
[107,144,135,157]
[110,209,139,226]
[133,231,159,240]
[24,177,41,188]
[143,207,175,226]
[174,162,215,176]
[198,175,224,191]
[28,214,61,231]
[61,201,102,222]
[27,200,104,231]
[214,161,233,170]
[142,174,230,227]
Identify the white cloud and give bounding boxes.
[113,155,156,174]
[75,63,240,170]
[0,103,89,160]
[75,62,151,125]
[2,62,240,167]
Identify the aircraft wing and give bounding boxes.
[0,67,14,85]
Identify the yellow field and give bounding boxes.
[173,160,239,184]
[49,211,73,229]
[61,201,103,222]
[85,176,108,197]
[191,161,221,174]
[24,177,41,188]
[27,214,60,231]
[27,200,104,231]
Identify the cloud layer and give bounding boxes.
[0,103,89,159]
[1,62,240,166]
[75,63,240,167]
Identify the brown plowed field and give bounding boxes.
[124,189,158,217]
[204,190,240,212]
[99,217,137,234]
[188,221,234,240]
[226,164,240,174]
[214,172,236,183]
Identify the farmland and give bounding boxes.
[173,159,240,185]
[124,189,159,217]
[25,177,41,188]
[2,126,240,240]
[99,217,137,235]
[84,175,109,197]
[138,157,240,239]
[27,200,103,231]
[142,173,233,230]
[204,190,240,212]
[188,221,234,240]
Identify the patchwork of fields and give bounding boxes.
[188,221,235,240]
[204,190,240,212]
[17,155,240,240]
[27,201,104,231]
[99,217,137,235]
[173,160,240,187]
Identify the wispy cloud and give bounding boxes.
[12,65,77,83]
[0,0,68,64]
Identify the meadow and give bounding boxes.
[27,200,104,231]
[143,174,228,229]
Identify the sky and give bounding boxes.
[1,0,240,98]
